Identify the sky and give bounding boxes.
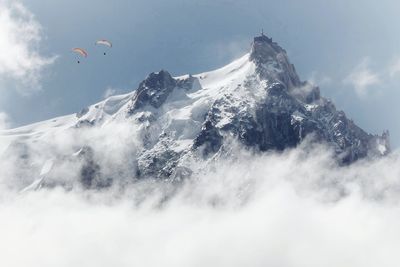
[1,0,400,146]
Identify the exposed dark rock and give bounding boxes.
[129,70,177,112]
[176,75,202,91]
[250,34,301,89]
[75,146,109,189]
[76,107,89,118]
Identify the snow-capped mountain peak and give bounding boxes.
[0,34,390,188]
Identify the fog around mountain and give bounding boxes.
[2,140,400,267]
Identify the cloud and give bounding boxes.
[344,58,381,97]
[206,38,251,63]
[389,58,400,78]
[1,119,400,266]
[103,87,118,99]
[0,0,56,94]
[308,71,332,86]
[1,147,400,267]
[0,112,10,130]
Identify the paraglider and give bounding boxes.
[95,39,112,55]
[72,48,88,63]
[71,39,112,63]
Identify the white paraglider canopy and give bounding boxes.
[95,39,112,47]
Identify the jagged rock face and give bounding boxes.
[250,35,301,89]
[2,34,391,189]
[129,70,177,111]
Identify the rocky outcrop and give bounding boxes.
[129,70,177,112]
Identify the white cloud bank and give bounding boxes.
[2,149,400,267]
[1,120,400,267]
[0,0,56,93]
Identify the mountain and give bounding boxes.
[0,34,390,189]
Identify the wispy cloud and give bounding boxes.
[389,58,400,78]
[344,58,381,97]
[0,0,56,94]
[308,71,332,86]
[103,87,118,99]
[206,38,251,63]
[0,112,10,130]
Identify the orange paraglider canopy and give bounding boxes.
[72,48,88,57]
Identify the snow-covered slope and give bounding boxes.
[0,34,390,189]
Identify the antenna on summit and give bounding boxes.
[261,28,264,36]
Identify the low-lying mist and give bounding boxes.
[1,122,400,267]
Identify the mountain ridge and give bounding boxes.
[0,34,390,189]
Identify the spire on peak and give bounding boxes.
[254,30,272,43]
